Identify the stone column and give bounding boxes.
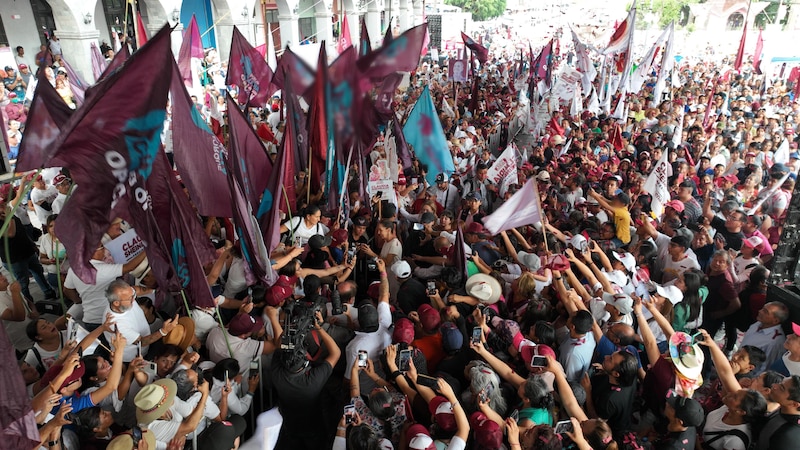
[56,29,100,83]
[169,23,184,61]
[412,0,423,26]
[315,11,334,48]
[216,19,251,61]
[278,13,301,49]
[398,0,411,32]
[366,2,381,50]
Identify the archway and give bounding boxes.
[727,12,744,30]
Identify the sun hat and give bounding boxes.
[668,332,704,380]
[135,378,177,424]
[163,316,195,350]
[465,273,502,305]
[602,292,634,315]
[106,429,156,450]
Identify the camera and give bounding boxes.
[347,245,356,265]
[331,281,343,316]
[367,257,379,271]
[280,299,321,352]
[426,281,436,296]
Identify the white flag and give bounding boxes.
[486,145,518,197]
[571,28,598,96]
[749,171,791,215]
[483,177,542,235]
[774,138,790,165]
[630,23,671,94]
[642,148,670,217]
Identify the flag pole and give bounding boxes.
[532,178,548,254]
[200,11,232,39]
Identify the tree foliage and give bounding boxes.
[444,0,507,22]
[637,0,703,29]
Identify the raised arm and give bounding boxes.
[696,328,742,394]
[544,356,588,421]
[633,298,661,368]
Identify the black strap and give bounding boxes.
[704,429,749,448]
[31,346,45,374]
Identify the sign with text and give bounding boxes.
[367,179,394,201]
[105,228,146,263]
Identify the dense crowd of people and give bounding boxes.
[5,21,800,450]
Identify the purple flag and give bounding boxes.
[178,15,204,88]
[360,17,373,57]
[382,24,393,47]
[375,72,403,114]
[225,95,273,209]
[0,324,39,449]
[453,225,468,280]
[272,47,315,96]
[226,26,276,106]
[98,44,130,81]
[170,59,232,218]
[279,75,305,211]
[15,70,74,171]
[147,151,216,308]
[358,24,427,79]
[50,25,173,284]
[391,119,413,172]
[532,39,554,87]
[308,48,329,195]
[58,55,86,107]
[226,142,273,285]
[461,32,489,64]
[90,42,107,82]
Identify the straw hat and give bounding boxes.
[106,428,156,450]
[163,316,195,351]
[668,332,704,380]
[135,378,177,424]
[465,273,502,305]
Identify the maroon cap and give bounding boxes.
[429,396,457,432]
[330,228,348,247]
[40,362,85,391]
[520,343,557,369]
[228,313,264,336]
[465,221,488,236]
[265,284,292,307]
[417,304,441,333]
[470,411,503,448]
[392,318,415,344]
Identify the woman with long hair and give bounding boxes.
[672,269,707,333]
[703,250,740,352]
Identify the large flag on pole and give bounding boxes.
[603,4,635,55]
[571,28,597,96]
[170,60,232,218]
[16,70,74,171]
[279,72,307,201]
[403,85,455,185]
[0,324,40,449]
[629,23,670,94]
[136,13,149,48]
[226,26,276,106]
[461,32,489,63]
[272,47,315,95]
[338,14,353,54]
[642,148,670,217]
[360,17,373,56]
[146,151,216,308]
[225,95,274,209]
[617,1,637,94]
[531,39,554,87]
[652,22,675,107]
[482,177,542,235]
[734,23,748,72]
[99,44,130,81]
[308,48,329,195]
[358,24,428,79]
[49,25,173,284]
[753,28,764,75]
[177,15,204,88]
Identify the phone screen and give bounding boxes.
[471,327,482,345]
[554,420,574,434]
[358,350,368,368]
[427,282,436,295]
[344,404,356,424]
[398,350,412,372]
[531,355,548,368]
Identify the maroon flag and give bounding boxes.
[461,32,489,64]
[226,142,273,285]
[383,25,393,47]
[225,95,274,209]
[15,70,74,171]
[307,49,329,194]
[391,119,413,172]
[702,80,717,131]
[361,17,373,57]
[49,25,173,284]
[170,59,232,218]
[59,55,86,107]
[90,42,107,81]
[146,151,216,308]
[279,75,305,213]
[0,324,39,449]
[375,72,403,114]
[226,26,276,106]
[98,44,130,81]
[734,23,747,72]
[178,15,204,88]
[453,225,468,280]
[272,47,315,96]
[338,14,353,54]
[358,24,427,79]
[532,39,554,87]
[754,28,764,75]
[355,95,392,150]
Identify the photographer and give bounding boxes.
[272,309,341,450]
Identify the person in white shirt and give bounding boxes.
[28,174,57,228]
[209,358,258,417]
[103,279,179,362]
[206,304,281,375]
[64,244,147,330]
[50,174,71,214]
[279,205,330,247]
[740,302,788,372]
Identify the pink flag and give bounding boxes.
[136,13,149,48]
[178,15,204,88]
[482,177,542,235]
[225,95,274,209]
[58,55,86,106]
[338,15,352,54]
[754,29,764,75]
[90,42,107,81]
[0,325,40,449]
[226,26,275,106]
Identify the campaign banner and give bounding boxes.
[105,229,146,263]
[486,145,518,196]
[553,67,582,102]
[449,59,468,83]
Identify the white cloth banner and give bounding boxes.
[642,148,670,217]
[105,229,146,264]
[483,177,542,235]
[486,145,518,197]
[553,67,582,102]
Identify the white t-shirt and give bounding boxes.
[172,391,220,437]
[30,186,58,226]
[661,256,700,284]
[39,233,66,275]
[222,257,248,298]
[146,409,184,450]
[24,330,66,372]
[782,352,800,376]
[703,406,751,450]
[64,260,123,324]
[52,192,68,214]
[284,217,329,246]
[206,326,263,375]
[733,255,760,282]
[104,302,152,362]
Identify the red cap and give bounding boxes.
[392,318,415,344]
[465,221,489,236]
[265,284,292,307]
[40,362,85,391]
[793,322,800,336]
[417,304,441,333]
[330,228,348,247]
[228,313,264,336]
[470,411,503,448]
[428,396,457,432]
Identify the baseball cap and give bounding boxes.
[465,221,489,236]
[407,424,436,450]
[429,396,457,432]
[520,342,557,368]
[391,260,412,279]
[417,304,441,333]
[465,191,482,201]
[353,215,370,227]
[18,64,27,70]
[264,284,293,307]
[743,236,764,250]
[392,318,415,344]
[40,362,86,391]
[228,312,265,336]
[470,412,503,448]
[435,173,448,184]
[52,174,70,186]
[602,292,634,315]
[536,171,551,182]
[666,394,704,427]
[670,235,691,250]
[665,200,685,213]
[612,251,636,272]
[440,322,463,352]
[330,229,348,247]
[308,234,332,249]
[358,303,380,332]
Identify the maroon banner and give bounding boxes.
[225,95,273,209]
[0,324,39,449]
[50,25,173,284]
[226,26,276,106]
[15,70,74,171]
[272,47,315,97]
[178,15,204,88]
[98,44,130,82]
[308,48,329,195]
[358,24,427,79]
[461,32,489,64]
[361,17,373,57]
